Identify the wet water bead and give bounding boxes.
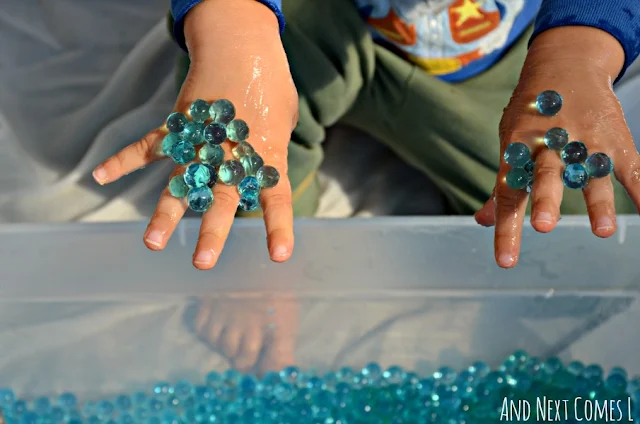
[115,395,132,411]
[148,397,164,413]
[118,413,134,424]
[166,112,188,133]
[561,141,588,165]
[240,154,264,176]
[97,400,115,418]
[227,119,250,142]
[161,133,181,156]
[168,175,189,198]
[434,366,457,386]
[190,99,210,122]
[523,160,535,177]
[605,373,627,394]
[209,99,236,124]
[256,166,280,189]
[0,388,15,406]
[584,364,604,380]
[187,186,214,213]
[184,163,212,188]
[470,362,491,378]
[562,163,588,189]
[504,142,531,168]
[203,164,218,188]
[33,397,50,414]
[238,176,260,196]
[11,399,27,415]
[203,122,227,145]
[536,90,563,116]
[58,392,78,410]
[231,142,255,159]
[173,380,193,400]
[239,191,260,212]
[543,127,569,150]
[182,122,205,145]
[133,392,148,406]
[217,160,245,185]
[170,140,196,165]
[567,361,585,376]
[205,371,222,388]
[383,366,406,385]
[506,167,530,190]
[222,369,241,388]
[585,152,613,178]
[361,363,383,384]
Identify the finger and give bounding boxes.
[234,328,264,372]
[194,302,212,334]
[583,176,616,238]
[494,172,529,268]
[530,149,564,233]
[612,151,640,212]
[258,326,296,375]
[93,128,166,185]
[474,188,496,227]
[219,327,242,359]
[143,170,188,251]
[260,175,294,262]
[192,184,239,270]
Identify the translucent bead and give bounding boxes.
[240,154,264,176]
[260,371,282,393]
[584,364,604,380]
[205,371,222,388]
[193,386,213,403]
[154,382,172,398]
[239,376,257,397]
[433,385,461,410]
[135,407,149,421]
[190,99,211,122]
[585,152,613,178]
[361,362,382,383]
[238,176,260,196]
[506,168,530,190]
[187,186,214,213]
[256,166,280,189]
[170,140,196,165]
[197,144,224,168]
[605,373,627,393]
[203,123,227,145]
[147,397,164,413]
[58,393,77,410]
[434,366,457,386]
[134,392,148,406]
[162,133,182,156]
[536,90,563,116]
[166,395,180,409]
[470,361,490,378]
[543,357,563,375]
[336,367,355,383]
[166,112,188,133]
[506,371,532,391]
[563,163,588,189]
[0,389,15,407]
[115,395,132,411]
[33,397,50,414]
[21,411,39,424]
[168,175,189,198]
[543,127,569,150]
[561,141,588,165]
[280,366,300,385]
[97,400,115,418]
[50,406,65,422]
[222,369,241,388]
[182,122,205,145]
[218,160,245,185]
[226,120,249,142]
[272,382,295,402]
[87,415,101,424]
[12,400,27,415]
[306,376,324,392]
[184,163,212,189]
[567,361,585,376]
[239,191,259,212]
[610,366,628,379]
[504,142,531,167]
[173,380,193,400]
[209,99,236,124]
[118,413,135,424]
[231,142,255,159]
[523,160,535,176]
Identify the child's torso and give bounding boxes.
[353,0,540,81]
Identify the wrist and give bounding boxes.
[528,26,625,83]
[184,0,279,53]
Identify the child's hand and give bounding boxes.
[93,0,298,269]
[475,26,640,268]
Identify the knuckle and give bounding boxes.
[213,190,239,207]
[263,192,291,209]
[199,226,226,244]
[535,164,558,179]
[152,209,177,225]
[495,190,520,208]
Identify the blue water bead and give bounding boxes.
[523,160,535,176]
[563,163,588,189]
[118,413,135,424]
[154,382,172,398]
[0,389,15,407]
[58,393,77,410]
[273,383,296,402]
[11,400,27,416]
[239,191,260,212]
[170,140,196,165]
[222,369,241,388]
[166,395,180,409]
[567,361,585,376]
[361,363,383,384]
[231,142,255,160]
[610,366,628,379]
[504,142,531,167]
[166,112,188,134]
[33,397,50,414]
[584,364,604,380]
[187,186,214,212]
[210,99,236,124]
[536,90,563,116]
[543,357,563,375]
[206,371,222,388]
[260,371,282,393]
[168,175,189,198]
[382,366,406,385]
[306,376,325,392]
[21,411,39,424]
[190,99,210,122]
[182,122,205,145]
[336,367,355,384]
[134,392,148,406]
[434,366,457,386]
[184,163,212,188]
[238,176,260,196]
[97,400,115,418]
[226,120,249,142]
[585,152,613,178]
[470,361,491,378]
[240,154,264,176]
[506,167,530,190]
[506,371,533,391]
[256,166,280,189]
[193,386,213,403]
[605,373,627,394]
[433,385,461,410]
[561,141,588,165]
[484,371,507,390]
[239,376,257,397]
[50,406,65,422]
[543,127,569,150]
[148,398,164,413]
[161,410,181,424]
[218,160,245,185]
[172,380,193,400]
[115,395,132,411]
[203,123,227,146]
[197,144,224,167]
[280,366,300,385]
[161,133,182,156]
[87,415,101,424]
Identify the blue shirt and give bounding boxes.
[171,0,640,83]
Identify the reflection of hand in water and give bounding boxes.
[192,294,299,375]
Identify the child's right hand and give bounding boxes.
[93,0,299,270]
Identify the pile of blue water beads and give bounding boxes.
[162,99,280,213]
[2,351,639,424]
[504,91,613,191]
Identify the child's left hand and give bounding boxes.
[475,26,640,268]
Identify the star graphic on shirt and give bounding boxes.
[451,0,484,27]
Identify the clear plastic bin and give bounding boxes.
[0,216,639,397]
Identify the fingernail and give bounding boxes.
[194,250,213,264]
[145,230,164,247]
[595,216,614,231]
[533,212,554,224]
[93,166,107,184]
[270,245,289,259]
[498,253,515,267]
